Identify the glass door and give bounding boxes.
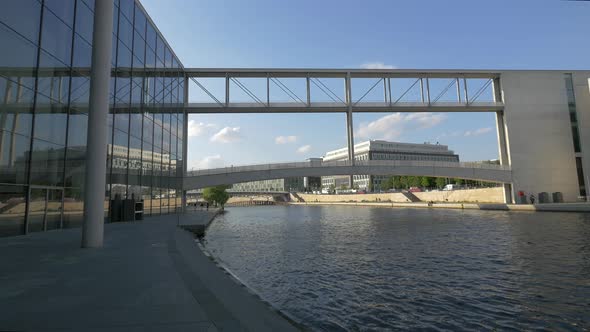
[27,187,63,233]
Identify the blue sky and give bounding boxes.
[141,0,590,170]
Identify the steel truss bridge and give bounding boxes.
[1,67,512,201]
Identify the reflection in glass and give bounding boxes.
[0,185,26,237]
[0,0,185,234]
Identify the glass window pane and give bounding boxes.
[134,5,146,37]
[142,116,153,144]
[0,185,27,236]
[41,9,73,66]
[156,35,164,64]
[63,187,84,228]
[0,131,30,185]
[145,46,155,68]
[30,138,65,186]
[0,25,39,84]
[111,129,129,195]
[0,0,41,43]
[114,109,130,132]
[119,0,134,22]
[154,123,162,148]
[73,34,92,68]
[132,31,145,66]
[116,42,132,68]
[45,0,75,28]
[146,23,156,51]
[115,76,131,104]
[117,14,133,49]
[131,77,142,105]
[75,0,94,43]
[33,106,68,146]
[36,74,70,104]
[130,113,142,138]
[70,73,90,112]
[67,113,88,147]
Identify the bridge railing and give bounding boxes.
[186,160,511,177]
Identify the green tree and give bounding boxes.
[393,176,401,189]
[202,185,230,209]
[409,176,421,188]
[381,177,393,191]
[400,176,408,189]
[455,178,464,186]
[435,177,446,189]
[420,176,431,188]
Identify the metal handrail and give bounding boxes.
[186,160,511,177]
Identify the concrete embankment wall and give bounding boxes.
[414,187,504,203]
[296,187,504,204]
[295,192,410,203]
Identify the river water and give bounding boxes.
[202,205,590,331]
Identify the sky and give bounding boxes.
[141,0,590,170]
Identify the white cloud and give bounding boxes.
[188,120,217,137]
[360,62,397,70]
[297,145,311,154]
[190,154,225,170]
[464,127,493,137]
[356,113,447,140]
[210,126,242,143]
[275,135,298,144]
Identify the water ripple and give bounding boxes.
[203,205,590,331]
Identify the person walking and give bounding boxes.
[529,194,535,205]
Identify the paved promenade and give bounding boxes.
[0,211,300,331]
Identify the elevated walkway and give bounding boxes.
[184,160,512,190]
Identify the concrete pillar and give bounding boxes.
[81,0,114,248]
[345,72,355,187]
[493,78,514,204]
[181,78,189,213]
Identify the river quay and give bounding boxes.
[290,201,590,213]
[0,212,299,331]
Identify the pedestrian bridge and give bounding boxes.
[183,160,512,190]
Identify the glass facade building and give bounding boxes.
[0,0,186,236]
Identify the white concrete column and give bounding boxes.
[81,0,114,248]
[345,73,354,165]
[345,73,355,187]
[181,78,189,213]
[493,77,514,204]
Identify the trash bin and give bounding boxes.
[538,192,550,204]
[135,200,144,220]
[517,190,527,204]
[552,192,563,203]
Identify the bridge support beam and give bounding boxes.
[81,0,114,248]
[493,78,514,204]
[345,72,355,187]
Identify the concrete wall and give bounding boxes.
[296,188,503,203]
[572,72,590,199]
[413,187,504,203]
[296,193,410,203]
[501,72,581,202]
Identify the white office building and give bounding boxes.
[321,140,459,190]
